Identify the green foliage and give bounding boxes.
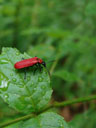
[0,48,52,113]
[0,0,96,127]
[28,44,55,59]
[22,112,70,128]
[5,122,22,128]
[6,112,70,128]
[69,110,96,128]
[53,69,79,82]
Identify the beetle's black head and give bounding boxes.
[42,61,46,67]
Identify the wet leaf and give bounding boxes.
[21,112,70,128]
[0,47,52,113]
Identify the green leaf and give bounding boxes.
[0,47,52,113]
[21,112,70,128]
[5,121,22,128]
[69,110,96,128]
[53,70,79,82]
[85,2,96,16]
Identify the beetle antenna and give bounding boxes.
[45,67,51,78]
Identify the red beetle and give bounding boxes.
[14,57,46,79]
[14,57,46,69]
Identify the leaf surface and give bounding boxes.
[21,112,70,128]
[0,48,52,113]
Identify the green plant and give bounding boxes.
[0,47,96,128]
[0,47,68,128]
[0,0,96,127]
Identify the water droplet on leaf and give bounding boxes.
[27,76,30,81]
[10,73,13,76]
[31,82,34,85]
[41,85,46,89]
[16,52,20,56]
[33,87,36,91]
[12,78,16,82]
[4,93,9,102]
[38,77,43,82]
[60,124,64,128]
[0,80,9,91]
[58,120,64,128]
[0,59,9,64]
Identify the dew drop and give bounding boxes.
[16,52,20,56]
[31,82,34,85]
[47,78,50,82]
[0,80,9,91]
[33,87,36,91]
[12,78,16,82]
[38,77,43,82]
[60,124,63,128]
[0,59,9,64]
[10,73,13,76]
[27,76,30,81]
[41,85,46,89]
[58,120,64,128]
[4,94,9,98]
[29,82,34,88]
[4,93,9,102]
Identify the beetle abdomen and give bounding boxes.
[14,58,37,69]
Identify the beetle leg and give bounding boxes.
[21,58,27,79]
[33,63,42,75]
[33,68,37,74]
[38,63,42,72]
[33,64,38,74]
[22,57,25,60]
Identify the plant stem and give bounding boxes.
[13,0,22,48]
[53,95,96,107]
[0,113,35,128]
[39,95,96,113]
[50,57,59,75]
[1,95,96,127]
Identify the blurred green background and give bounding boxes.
[0,0,96,127]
